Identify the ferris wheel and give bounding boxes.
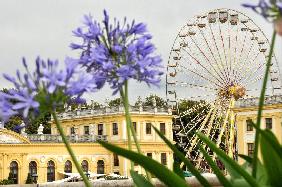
[166,8,282,170]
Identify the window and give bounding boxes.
[246,119,253,131]
[113,153,119,166]
[147,153,152,158]
[64,160,72,173]
[98,124,103,135]
[29,161,37,183]
[161,153,167,165]
[265,118,272,129]
[160,123,166,134]
[133,122,137,133]
[70,127,75,135]
[97,160,104,174]
[112,123,118,135]
[84,126,90,135]
[47,160,55,182]
[81,160,88,172]
[247,143,254,157]
[29,161,37,175]
[146,123,152,134]
[10,161,18,184]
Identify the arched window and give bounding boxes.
[64,160,72,173]
[47,160,55,182]
[9,161,18,184]
[29,161,37,183]
[97,160,104,174]
[81,160,89,172]
[29,161,37,175]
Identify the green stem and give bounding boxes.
[252,30,276,177]
[121,81,152,182]
[51,111,92,187]
[120,88,134,170]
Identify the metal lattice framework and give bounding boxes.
[166,8,282,171]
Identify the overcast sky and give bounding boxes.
[0,0,281,104]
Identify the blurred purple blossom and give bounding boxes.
[67,97,87,105]
[70,10,163,95]
[0,57,96,123]
[242,0,282,20]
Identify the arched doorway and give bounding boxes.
[81,160,89,172]
[9,161,18,184]
[47,160,55,182]
[64,160,72,178]
[97,160,104,174]
[29,161,37,183]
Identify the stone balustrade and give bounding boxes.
[235,95,282,108]
[56,105,171,120]
[27,134,107,143]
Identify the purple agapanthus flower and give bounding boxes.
[242,0,282,21]
[0,57,96,123]
[70,10,163,95]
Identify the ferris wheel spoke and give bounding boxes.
[244,74,264,87]
[177,82,217,92]
[208,23,230,82]
[181,46,226,86]
[197,28,229,83]
[218,20,231,83]
[179,64,223,88]
[232,33,249,82]
[239,59,264,84]
[188,31,228,85]
[229,21,240,83]
[235,51,263,84]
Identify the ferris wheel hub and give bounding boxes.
[218,84,246,100]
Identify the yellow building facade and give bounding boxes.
[234,96,282,164]
[0,105,173,184]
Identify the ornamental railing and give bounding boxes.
[56,105,171,120]
[235,95,282,108]
[27,134,107,143]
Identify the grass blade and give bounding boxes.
[260,129,282,186]
[130,170,154,187]
[238,154,252,164]
[199,146,233,187]
[197,133,258,187]
[252,124,282,156]
[152,125,211,187]
[99,141,188,187]
[173,161,185,179]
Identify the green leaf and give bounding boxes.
[98,141,188,187]
[199,146,233,187]
[260,129,282,186]
[238,155,268,185]
[173,161,185,179]
[238,154,252,164]
[152,126,211,187]
[197,133,258,187]
[252,124,282,156]
[130,170,154,187]
[231,178,251,187]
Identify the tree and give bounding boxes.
[26,113,51,134]
[3,116,22,133]
[87,100,102,109]
[142,94,167,108]
[108,98,123,108]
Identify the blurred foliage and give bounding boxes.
[108,97,123,107]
